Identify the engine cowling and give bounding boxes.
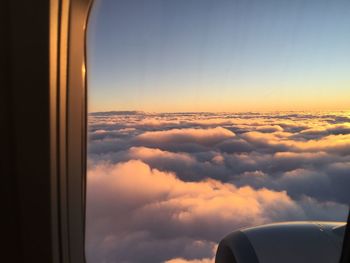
[215,221,345,263]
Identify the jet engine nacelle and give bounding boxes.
[215,221,345,263]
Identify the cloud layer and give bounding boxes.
[86,111,350,263]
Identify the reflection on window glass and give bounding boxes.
[86,0,350,262]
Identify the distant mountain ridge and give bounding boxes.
[89,111,144,116]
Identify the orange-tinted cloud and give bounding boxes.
[87,111,350,262]
[165,257,214,263]
[86,160,347,262]
[137,127,235,145]
[129,146,195,164]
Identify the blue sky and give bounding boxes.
[87,0,350,112]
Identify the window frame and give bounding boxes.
[50,0,93,262]
[340,211,350,263]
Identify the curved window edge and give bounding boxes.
[50,0,93,262]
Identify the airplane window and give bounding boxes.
[86,1,350,262]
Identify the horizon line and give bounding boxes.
[88,109,350,114]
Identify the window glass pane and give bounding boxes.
[86,1,350,262]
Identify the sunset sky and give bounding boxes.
[88,0,350,112]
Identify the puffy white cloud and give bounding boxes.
[86,160,347,263]
[136,127,235,146]
[86,111,350,263]
[129,146,195,165]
